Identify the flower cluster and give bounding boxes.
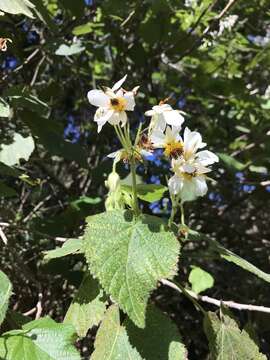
[87,75,218,203]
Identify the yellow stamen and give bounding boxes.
[110,97,127,112]
[164,141,183,158]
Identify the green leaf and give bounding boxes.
[72,23,93,36]
[0,97,10,117]
[83,210,180,328]
[55,42,85,56]
[21,111,88,168]
[249,165,267,174]
[121,184,168,203]
[218,153,247,171]
[126,305,188,360]
[0,181,17,197]
[10,95,50,117]
[210,240,270,284]
[43,238,83,260]
[0,133,35,166]
[64,273,107,337]
[0,0,35,18]
[188,266,214,294]
[0,317,80,359]
[0,270,12,326]
[204,307,267,359]
[91,305,143,360]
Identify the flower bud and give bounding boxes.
[106,171,120,192]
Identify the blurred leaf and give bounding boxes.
[64,273,107,337]
[210,239,270,284]
[218,153,247,171]
[21,111,88,168]
[0,0,35,18]
[249,165,267,174]
[55,42,85,56]
[0,97,10,117]
[121,184,168,202]
[72,23,93,36]
[10,95,50,117]
[0,270,12,326]
[0,133,35,166]
[0,181,17,197]
[204,307,266,359]
[188,266,214,294]
[0,317,81,359]
[43,238,83,260]
[126,305,188,360]
[91,305,143,360]
[83,210,180,328]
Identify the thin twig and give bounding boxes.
[0,226,8,244]
[30,55,46,86]
[160,279,270,314]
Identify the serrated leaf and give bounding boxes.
[0,317,80,360]
[64,273,107,337]
[0,133,35,166]
[0,0,35,18]
[204,308,267,359]
[0,97,10,117]
[121,184,168,203]
[55,42,85,56]
[126,305,188,360]
[91,305,144,360]
[83,210,180,328]
[0,270,12,326]
[188,266,214,294]
[210,240,270,284]
[43,238,82,260]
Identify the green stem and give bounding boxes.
[180,202,185,225]
[130,155,140,217]
[168,195,177,228]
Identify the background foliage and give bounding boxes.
[0,0,270,358]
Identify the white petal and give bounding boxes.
[119,111,128,127]
[196,150,219,166]
[184,127,204,156]
[151,130,165,148]
[112,74,127,91]
[94,108,114,132]
[87,90,110,107]
[107,150,120,158]
[123,92,136,111]
[154,115,166,132]
[181,178,198,202]
[145,109,155,117]
[107,111,121,126]
[194,176,208,197]
[163,110,185,128]
[168,174,183,195]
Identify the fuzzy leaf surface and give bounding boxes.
[126,305,188,360]
[204,308,267,360]
[83,210,180,328]
[0,270,12,326]
[0,317,80,359]
[91,305,143,360]
[64,273,107,337]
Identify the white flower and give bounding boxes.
[168,128,218,202]
[150,126,184,158]
[145,103,185,133]
[87,75,138,133]
[218,15,238,36]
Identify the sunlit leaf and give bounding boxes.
[0,270,12,326]
[188,266,214,294]
[83,210,180,327]
[43,238,83,260]
[0,133,35,166]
